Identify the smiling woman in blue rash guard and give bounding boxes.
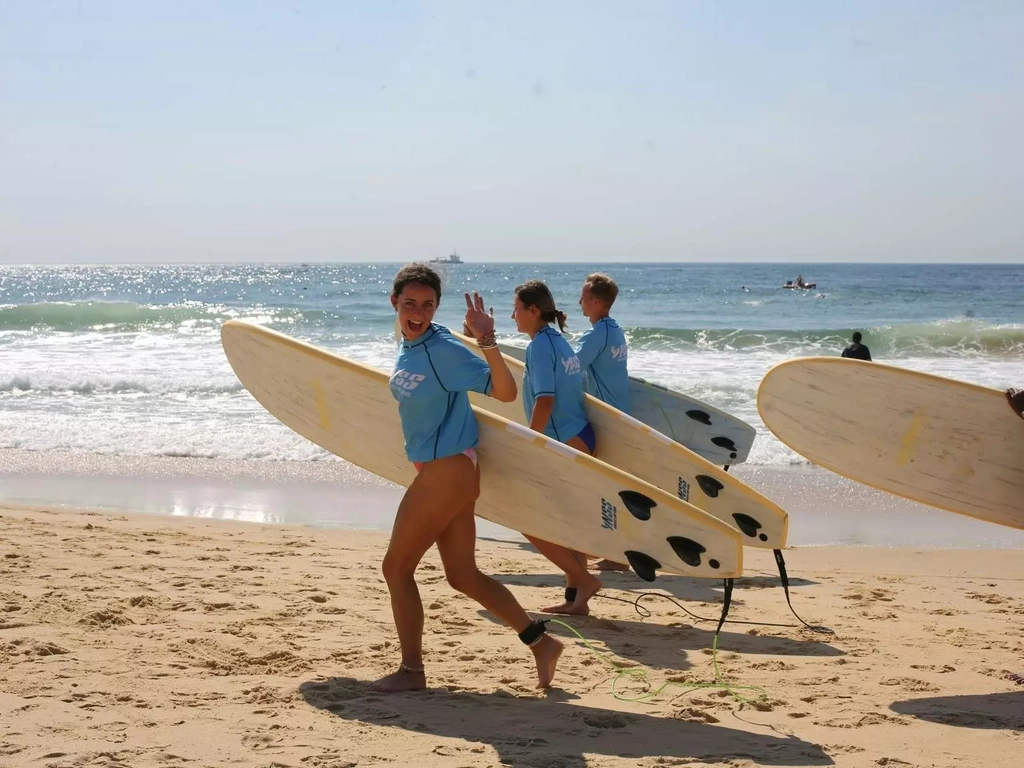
[374,263,563,693]
[512,279,604,616]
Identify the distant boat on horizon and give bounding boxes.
[430,251,463,264]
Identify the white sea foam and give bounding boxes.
[2,322,1018,465]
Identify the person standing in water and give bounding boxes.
[575,273,633,572]
[841,331,872,361]
[374,263,563,693]
[513,279,604,615]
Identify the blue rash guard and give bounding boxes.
[390,323,493,463]
[522,326,589,442]
[574,317,631,414]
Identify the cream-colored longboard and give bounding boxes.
[496,342,756,465]
[222,321,743,579]
[757,357,1024,531]
[425,327,788,549]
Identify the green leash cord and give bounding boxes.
[546,618,767,704]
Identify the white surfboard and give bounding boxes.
[757,357,1024,531]
[221,321,743,579]
[496,342,756,465]
[424,327,788,550]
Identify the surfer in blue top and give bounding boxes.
[576,273,633,573]
[373,263,564,693]
[576,273,631,415]
[513,280,604,616]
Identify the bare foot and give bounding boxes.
[531,634,563,688]
[368,665,426,693]
[1009,672,1024,685]
[591,558,630,572]
[568,573,603,613]
[540,600,576,615]
[541,574,602,616]
[1007,389,1024,421]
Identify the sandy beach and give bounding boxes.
[4,2,1023,766]
[2,502,1021,768]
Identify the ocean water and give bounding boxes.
[1,262,1022,468]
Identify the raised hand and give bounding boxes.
[464,291,495,340]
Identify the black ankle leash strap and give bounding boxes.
[518,619,548,646]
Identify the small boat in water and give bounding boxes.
[783,276,816,290]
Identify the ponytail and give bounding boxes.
[544,309,568,332]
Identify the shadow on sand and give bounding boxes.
[890,691,1023,730]
[299,676,834,767]
[473,609,843,672]
[491,568,821,606]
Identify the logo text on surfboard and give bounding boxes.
[601,498,617,530]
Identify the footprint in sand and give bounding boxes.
[300,754,358,768]
[78,608,133,628]
[824,744,866,755]
[1,590,25,612]
[796,675,840,686]
[967,592,1006,605]
[749,660,796,671]
[0,744,25,758]
[124,595,162,608]
[169,637,311,675]
[241,684,292,706]
[878,677,941,692]
[816,712,911,728]
[582,711,634,729]
[749,697,789,712]
[1,638,70,658]
[672,707,720,724]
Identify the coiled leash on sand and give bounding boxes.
[546,578,769,704]
[545,552,834,704]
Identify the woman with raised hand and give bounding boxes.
[373,263,563,693]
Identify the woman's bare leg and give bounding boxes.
[370,454,478,692]
[525,536,603,615]
[436,503,563,688]
[527,433,602,615]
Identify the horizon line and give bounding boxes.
[1,260,1023,268]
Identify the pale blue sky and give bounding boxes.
[2,1,1022,264]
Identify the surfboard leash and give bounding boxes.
[772,549,833,634]
[545,578,768,704]
[593,551,833,635]
[547,560,833,705]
